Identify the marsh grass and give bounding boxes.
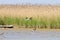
[0,16,60,29]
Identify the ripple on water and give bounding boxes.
[0,30,60,40]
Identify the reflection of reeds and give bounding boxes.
[0,16,60,29]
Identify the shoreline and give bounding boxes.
[0,28,60,31]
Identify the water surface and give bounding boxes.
[0,29,60,40]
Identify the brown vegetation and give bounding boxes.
[0,5,60,18]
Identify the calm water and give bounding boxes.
[0,29,60,40]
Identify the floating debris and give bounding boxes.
[0,25,13,28]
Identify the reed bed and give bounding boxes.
[0,5,60,30]
[0,16,60,29]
